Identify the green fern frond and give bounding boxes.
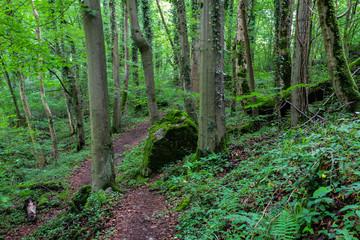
[270,210,299,240]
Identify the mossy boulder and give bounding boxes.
[141,110,198,177]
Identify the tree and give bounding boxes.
[290,0,312,127]
[317,0,360,112]
[239,0,258,116]
[82,0,115,191]
[121,3,130,116]
[175,0,197,122]
[127,0,160,124]
[31,0,59,162]
[198,0,226,154]
[109,0,122,133]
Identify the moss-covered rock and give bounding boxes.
[68,185,91,213]
[17,181,64,191]
[141,110,198,177]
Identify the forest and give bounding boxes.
[0,0,360,239]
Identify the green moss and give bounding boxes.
[68,185,91,213]
[141,110,198,176]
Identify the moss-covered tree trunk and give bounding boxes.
[317,0,360,112]
[175,0,197,122]
[198,0,226,154]
[82,0,115,191]
[128,0,159,124]
[290,0,311,127]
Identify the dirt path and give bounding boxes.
[5,119,178,239]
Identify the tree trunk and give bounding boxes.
[82,0,115,192]
[190,0,200,93]
[274,0,294,91]
[198,0,226,154]
[317,0,360,112]
[240,0,258,116]
[131,42,140,87]
[121,3,130,116]
[291,0,312,127]
[232,1,250,112]
[31,1,58,162]
[18,69,46,167]
[109,0,122,133]
[175,0,197,122]
[128,0,160,124]
[0,56,24,126]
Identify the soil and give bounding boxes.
[5,119,179,240]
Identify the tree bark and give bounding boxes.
[232,1,249,112]
[82,0,115,191]
[109,0,122,133]
[128,0,160,124]
[0,56,24,126]
[240,0,258,116]
[31,1,58,162]
[274,0,294,90]
[318,0,360,112]
[18,69,46,167]
[198,0,226,154]
[121,3,130,116]
[291,0,312,127]
[175,0,197,122]
[190,0,200,93]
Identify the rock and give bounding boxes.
[141,110,198,177]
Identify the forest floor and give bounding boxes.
[5,119,178,240]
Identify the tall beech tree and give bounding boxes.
[318,0,360,112]
[291,0,312,127]
[175,0,197,122]
[121,3,130,116]
[127,0,160,124]
[109,0,122,132]
[82,0,115,191]
[198,0,226,154]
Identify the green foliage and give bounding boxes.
[270,210,299,239]
[153,112,360,239]
[32,189,120,239]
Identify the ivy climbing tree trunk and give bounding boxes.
[127,0,160,124]
[18,69,46,167]
[198,0,226,154]
[31,1,58,162]
[317,0,360,112]
[109,0,122,133]
[175,0,197,122]
[82,0,115,191]
[291,0,312,127]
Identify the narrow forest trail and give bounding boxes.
[5,119,178,239]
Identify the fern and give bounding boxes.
[270,210,299,240]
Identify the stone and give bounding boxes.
[141,110,198,176]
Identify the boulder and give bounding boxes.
[141,110,198,176]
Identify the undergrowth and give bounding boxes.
[152,113,360,239]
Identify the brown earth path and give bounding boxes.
[5,119,179,239]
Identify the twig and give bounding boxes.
[251,202,271,240]
[352,68,360,76]
[285,100,313,122]
[48,69,72,96]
